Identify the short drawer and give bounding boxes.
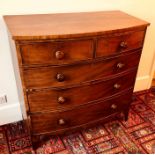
[28,71,136,112]
[20,39,93,65]
[96,30,145,57]
[30,90,133,135]
[23,50,141,89]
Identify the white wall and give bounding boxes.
[0,0,155,125]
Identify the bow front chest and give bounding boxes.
[4,11,149,147]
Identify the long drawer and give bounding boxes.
[23,50,141,89]
[30,90,133,135]
[28,70,137,112]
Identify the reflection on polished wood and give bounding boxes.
[4,11,149,149]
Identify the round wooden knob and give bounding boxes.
[114,83,121,89]
[56,73,65,82]
[120,41,127,48]
[55,51,65,60]
[111,104,117,109]
[117,63,125,69]
[58,119,66,125]
[57,96,66,104]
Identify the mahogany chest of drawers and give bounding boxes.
[4,11,149,147]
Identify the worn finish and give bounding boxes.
[4,11,149,40]
[4,11,149,149]
[28,71,136,112]
[96,30,145,57]
[20,39,94,65]
[23,50,141,89]
[31,90,133,135]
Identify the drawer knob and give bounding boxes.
[120,41,127,48]
[55,51,65,60]
[114,83,121,89]
[58,119,66,125]
[117,63,125,69]
[58,96,66,104]
[56,73,65,82]
[111,104,117,109]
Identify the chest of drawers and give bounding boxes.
[4,11,149,148]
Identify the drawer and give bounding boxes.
[30,90,133,135]
[20,39,93,65]
[28,71,136,112]
[96,30,145,57]
[24,50,141,89]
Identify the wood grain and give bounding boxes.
[96,30,145,57]
[4,11,149,40]
[31,90,133,135]
[23,50,141,89]
[20,39,93,65]
[4,11,149,148]
[28,70,136,112]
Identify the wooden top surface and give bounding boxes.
[4,11,149,41]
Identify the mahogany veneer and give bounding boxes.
[28,71,136,112]
[20,39,94,65]
[4,11,149,148]
[23,50,141,89]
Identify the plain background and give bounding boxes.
[0,0,155,124]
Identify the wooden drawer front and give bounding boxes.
[96,31,145,57]
[20,39,93,65]
[28,71,136,112]
[31,91,132,135]
[24,51,141,89]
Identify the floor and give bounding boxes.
[0,89,155,154]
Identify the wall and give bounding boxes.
[0,0,155,125]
